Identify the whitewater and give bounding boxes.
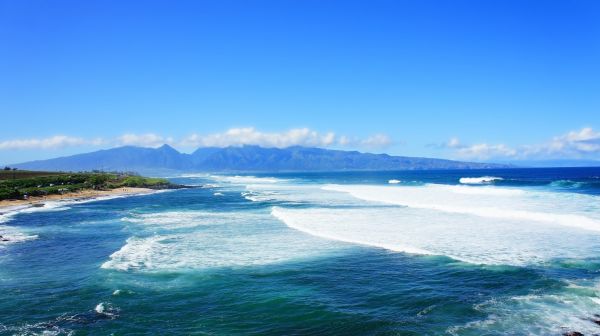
[2,168,600,335]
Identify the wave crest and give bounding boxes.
[459,176,503,184]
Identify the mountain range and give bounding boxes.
[12,144,509,173]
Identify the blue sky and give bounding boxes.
[1,0,599,164]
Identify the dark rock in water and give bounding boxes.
[31,203,45,208]
[563,332,584,336]
[37,321,57,328]
[1,239,9,242]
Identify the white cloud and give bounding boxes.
[360,134,392,148]
[0,128,393,151]
[117,133,173,148]
[543,127,600,155]
[179,127,391,149]
[446,137,461,148]
[337,135,351,146]
[180,127,336,148]
[445,127,600,160]
[455,142,518,159]
[0,135,104,150]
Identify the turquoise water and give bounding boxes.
[2,168,600,335]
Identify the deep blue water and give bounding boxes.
[1,168,600,335]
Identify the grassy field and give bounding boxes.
[0,170,178,200]
[0,170,68,180]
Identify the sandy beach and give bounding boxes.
[0,187,155,210]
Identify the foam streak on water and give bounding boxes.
[103,210,343,271]
[271,207,432,255]
[0,191,165,247]
[272,205,600,265]
[459,176,503,184]
[260,184,595,265]
[5,169,600,335]
[323,184,600,232]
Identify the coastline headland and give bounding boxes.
[0,169,188,211]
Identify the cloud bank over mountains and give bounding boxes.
[2,127,598,162]
[0,128,392,152]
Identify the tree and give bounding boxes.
[3,166,10,170]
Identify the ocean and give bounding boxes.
[1,167,600,335]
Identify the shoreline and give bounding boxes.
[0,187,156,211]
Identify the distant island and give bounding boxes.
[11,145,510,174]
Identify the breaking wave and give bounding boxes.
[0,191,162,248]
[209,175,285,184]
[459,176,503,184]
[271,205,600,266]
[103,210,343,272]
[265,182,600,266]
[448,280,600,335]
[323,184,600,232]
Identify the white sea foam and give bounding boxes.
[323,184,600,232]
[0,320,73,336]
[388,179,401,184]
[123,211,210,229]
[242,183,365,206]
[104,210,344,271]
[269,182,600,265]
[101,231,341,271]
[178,173,211,178]
[440,184,523,196]
[108,179,600,268]
[188,175,600,265]
[449,283,600,335]
[459,176,503,184]
[0,224,38,247]
[0,207,23,224]
[271,205,600,266]
[1,301,120,335]
[122,211,267,230]
[209,174,359,206]
[271,207,432,255]
[241,190,283,202]
[241,191,267,202]
[210,175,283,184]
[0,203,66,246]
[94,303,106,314]
[94,302,118,318]
[0,191,160,247]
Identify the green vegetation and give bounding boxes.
[0,168,67,181]
[0,171,178,201]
